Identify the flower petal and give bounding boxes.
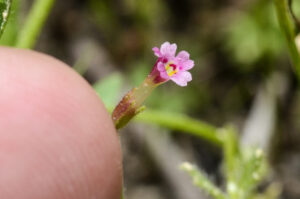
[176,50,190,61]
[168,43,177,57]
[159,70,170,79]
[171,71,192,86]
[181,60,194,70]
[157,62,165,72]
[182,71,192,81]
[152,47,161,57]
[160,42,170,54]
[160,42,177,57]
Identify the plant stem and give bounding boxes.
[222,126,240,199]
[112,78,157,129]
[0,0,12,38]
[222,126,239,182]
[134,109,222,146]
[107,105,222,145]
[15,0,55,49]
[274,0,300,80]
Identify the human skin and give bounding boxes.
[0,47,122,199]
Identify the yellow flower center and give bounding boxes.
[165,62,178,77]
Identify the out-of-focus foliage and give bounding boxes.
[94,73,124,109]
[182,127,279,199]
[292,0,300,26]
[15,0,55,48]
[225,0,283,70]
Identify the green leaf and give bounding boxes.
[225,1,282,69]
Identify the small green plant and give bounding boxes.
[180,126,279,199]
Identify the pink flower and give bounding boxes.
[112,42,194,129]
[151,42,194,86]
